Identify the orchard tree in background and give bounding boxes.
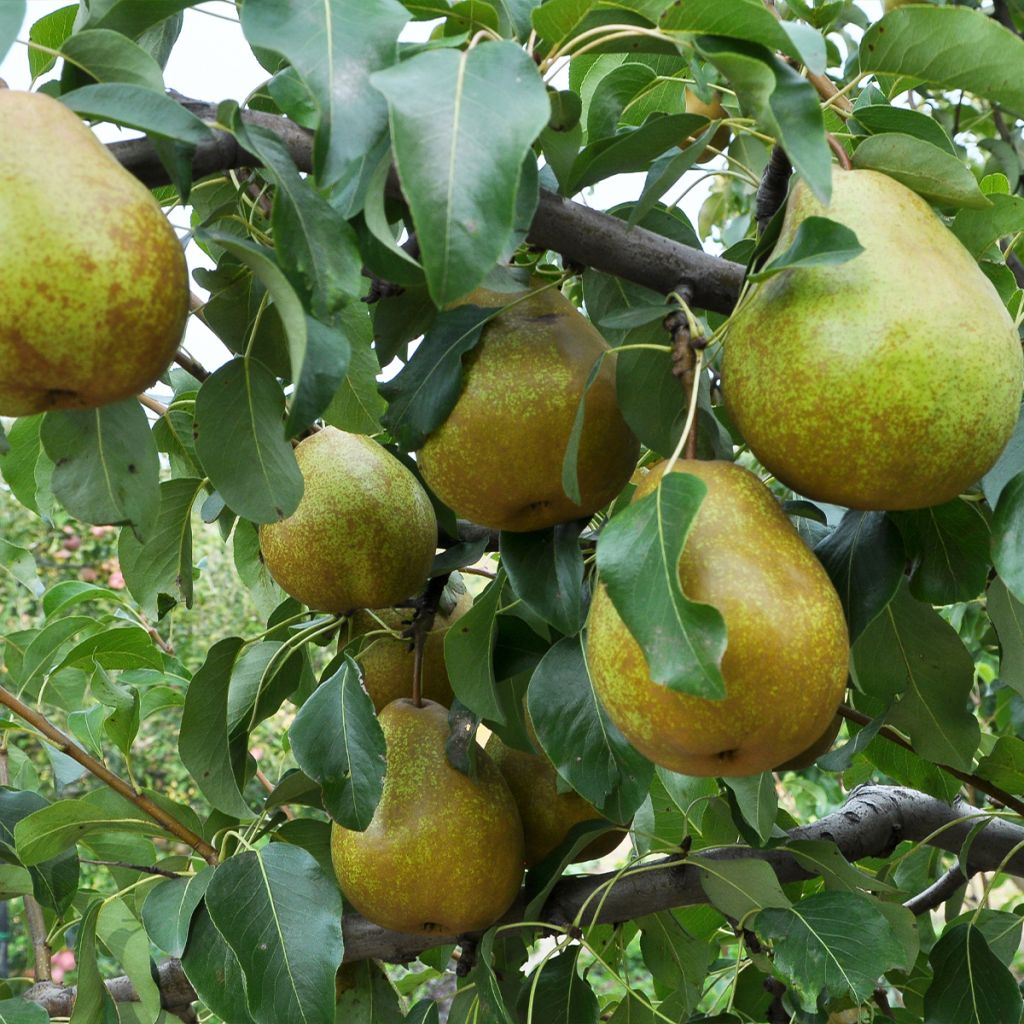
[3,0,1024,1022]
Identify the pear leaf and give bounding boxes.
[289,656,386,831]
[142,868,214,957]
[992,471,1024,603]
[747,216,863,281]
[70,900,117,1024]
[987,579,1024,697]
[181,905,256,1024]
[60,83,213,145]
[0,3,25,66]
[596,472,727,698]
[60,29,165,90]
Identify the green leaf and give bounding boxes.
[205,845,343,1024]
[14,617,98,698]
[14,790,164,866]
[0,539,42,598]
[754,891,906,1012]
[521,948,598,1024]
[118,477,203,617]
[97,898,162,1021]
[988,578,1024,697]
[60,29,165,89]
[890,499,991,606]
[528,635,653,823]
[628,124,720,226]
[380,305,491,450]
[0,2,24,65]
[181,905,255,1024]
[637,912,715,1006]
[695,856,791,921]
[860,6,1024,117]
[335,960,404,1024]
[747,216,863,281]
[660,0,812,63]
[722,774,777,843]
[80,0,198,37]
[28,5,76,79]
[371,41,550,304]
[852,103,956,154]
[596,472,727,698]
[193,358,304,524]
[852,133,989,209]
[142,868,213,957]
[444,572,506,723]
[0,415,52,519]
[41,400,160,542]
[500,522,584,636]
[0,998,47,1024]
[560,351,606,505]
[289,656,386,831]
[975,735,1024,793]
[924,923,1023,1024]
[786,839,898,894]
[198,232,352,437]
[221,107,363,317]
[992,471,1024,603]
[815,510,905,643]
[53,624,163,675]
[70,900,117,1024]
[586,62,656,140]
[322,309,386,434]
[953,194,1024,258]
[60,83,212,145]
[853,581,980,771]
[179,637,253,818]
[240,0,410,188]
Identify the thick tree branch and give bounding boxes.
[22,784,1024,1016]
[106,101,746,315]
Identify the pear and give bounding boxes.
[259,428,437,612]
[485,731,623,866]
[331,699,524,935]
[683,88,730,162]
[587,459,849,777]
[0,91,187,415]
[416,285,639,531]
[773,714,842,772]
[350,588,472,711]
[723,168,1023,511]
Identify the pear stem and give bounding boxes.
[407,573,451,707]
[826,133,853,171]
[665,297,705,462]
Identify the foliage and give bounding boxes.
[1,1,1024,1022]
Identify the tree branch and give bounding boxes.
[106,100,746,316]
[902,863,969,916]
[21,784,1024,1016]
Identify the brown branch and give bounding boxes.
[837,704,1024,817]
[80,859,183,879]
[0,686,219,865]
[106,101,747,316]
[173,349,211,383]
[137,393,169,417]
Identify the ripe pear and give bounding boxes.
[0,91,187,415]
[773,713,842,771]
[723,168,1023,511]
[416,285,639,531]
[485,730,623,866]
[350,588,472,710]
[683,88,730,162]
[331,699,524,935]
[587,459,849,777]
[259,428,437,612]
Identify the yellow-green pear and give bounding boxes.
[0,90,188,415]
[331,699,524,935]
[723,168,1023,511]
[485,731,623,866]
[350,589,472,710]
[417,285,639,531]
[683,88,730,161]
[587,459,849,777]
[259,428,437,612]
[773,714,842,771]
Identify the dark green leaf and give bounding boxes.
[992,471,1024,602]
[371,41,550,304]
[61,83,212,145]
[142,868,213,957]
[722,774,777,843]
[380,305,491,450]
[322,307,386,434]
[290,656,386,830]
[860,6,1024,117]
[528,635,653,823]
[60,29,165,89]
[80,0,197,37]
[560,352,607,505]
[205,845,343,1024]
[586,62,657,140]
[179,637,253,818]
[851,103,955,154]
[596,472,727,698]
[181,904,256,1024]
[695,856,791,921]
[240,0,410,188]
[890,500,990,605]
[335,960,404,1024]
[754,891,905,1011]
[988,578,1024,696]
[853,581,979,771]
[975,736,1024,794]
[444,572,506,723]
[500,522,584,636]
[521,948,598,1024]
[628,124,719,226]
[637,912,714,1007]
[661,0,810,62]
[96,898,162,1020]
[924,923,1023,1024]
[53,624,163,674]
[747,216,863,281]
[41,400,160,542]
[815,510,905,643]
[193,358,304,524]
[0,3,24,64]
[70,900,117,1024]
[852,133,989,209]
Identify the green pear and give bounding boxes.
[331,699,524,935]
[259,428,437,612]
[723,168,1023,511]
[0,90,188,415]
[485,731,623,866]
[587,459,849,777]
[417,285,639,531]
[350,588,472,711]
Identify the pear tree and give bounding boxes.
[1,2,1024,1022]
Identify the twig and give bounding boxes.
[138,393,168,417]
[902,863,969,916]
[407,574,450,706]
[255,770,294,820]
[837,704,1024,818]
[0,686,219,865]
[826,132,852,171]
[173,349,211,383]
[80,859,183,879]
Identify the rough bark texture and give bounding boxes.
[22,785,1024,1017]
